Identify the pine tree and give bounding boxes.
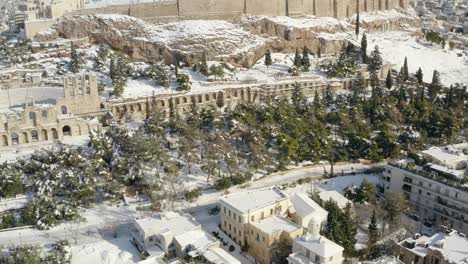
[403,57,409,81]
[368,46,382,74]
[355,13,360,37]
[441,39,446,49]
[264,49,272,68]
[293,49,302,67]
[92,45,109,71]
[341,203,357,255]
[415,67,423,84]
[70,44,84,73]
[291,82,306,114]
[368,210,378,246]
[174,63,179,77]
[301,46,311,71]
[176,73,192,91]
[385,69,393,89]
[200,52,208,76]
[361,33,367,63]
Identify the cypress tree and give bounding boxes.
[385,69,393,89]
[415,67,423,84]
[403,57,409,81]
[302,46,311,71]
[355,13,360,37]
[200,52,208,76]
[293,48,302,67]
[264,49,272,68]
[317,45,321,58]
[361,33,367,63]
[428,70,441,101]
[368,210,378,246]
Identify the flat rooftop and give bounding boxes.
[220,187,288,214]
[252,216,302,235]
[174,229,217,251]
[134,211,199,237]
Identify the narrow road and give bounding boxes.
[0,162,374,247]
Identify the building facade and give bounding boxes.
[381,164,468,234]
[0,74,102,148]
[219,188,335,264]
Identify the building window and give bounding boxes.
[234,227,236,233]
[239,216,241,223]
[251,215,254,221]
[270,209,273,215]
[418,189,422,194]
[315,255,320,263]
[229,210,231,217]
[427,192,431,196]
[224,207,226,214]
[224,221,226,227]
[229,224,231,230]
[233,213,236,219]
[256,233,259,241]
[261,212,264,219]
[239,231,241,236]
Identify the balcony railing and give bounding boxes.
[388,163,468,192]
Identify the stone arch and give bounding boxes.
[137,103,142,111]
[175,98,180,105]
[130,104,134,112]
[159,100,165,107]
[51,128,59,139]
[62,125,71,136]
[198,95,203,103]
[31,130,39,142]
[205,94,209,101]
[61,105,68,114]
[1,135,8,146]
[11,133,19,145]
[23,132,29,144]
[183,97,188,104]
[100,103,105,109]
[41,129,48,141]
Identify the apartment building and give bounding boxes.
[381,144,468,234]
[219,187,335,264]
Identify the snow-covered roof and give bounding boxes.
[289,193,328,221]
[173,229,218,252]
[294,234,344,259]
[133,211,199,237]
[203,248,241,264]
[220,187,288,214]
[399,232,468,263]
[421,143,467,169]
[318,190,350,209]
[252,216,302,235]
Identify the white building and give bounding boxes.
[290,193,328,228]
[381,144,468,234]
[287,218,344,264]
[130,211,233,262]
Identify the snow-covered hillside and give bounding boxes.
[367,31,468,86]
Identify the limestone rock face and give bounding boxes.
[39,9,419,67]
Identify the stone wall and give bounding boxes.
[65,0,410,21]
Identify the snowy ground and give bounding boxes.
[367,31,468,86]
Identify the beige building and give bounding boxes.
[219,188,335,264]
[22,0,85,38]
[0,74,102,147]
[397,231,468,264]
